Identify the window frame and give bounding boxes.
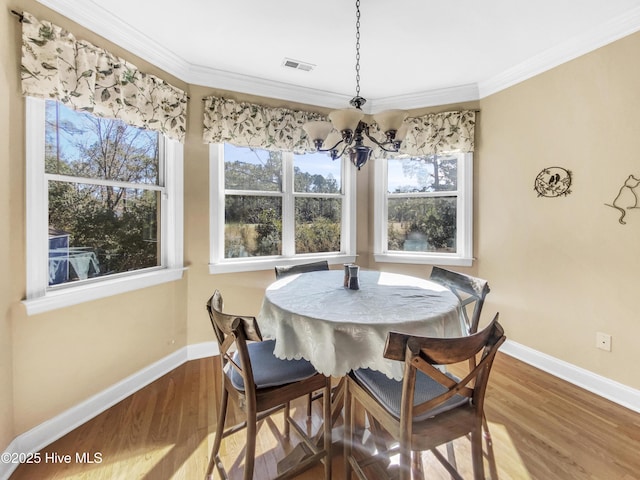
[23,97,185,315]
[373,152,474,267]
[209,143,357,273]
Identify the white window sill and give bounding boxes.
[373,253,473,267]
[22,267,187,315]
[209,254,358,274]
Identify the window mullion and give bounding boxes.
[294,192,341,199]
[374,156,388,255]
[210,144,225,264]
[26,97,48,299]
[46,173,165,193]
[163,137,183,269]
[224,189,283,197]
[387,191,458,199]
[281,152,295,256]
[459,152,473,260]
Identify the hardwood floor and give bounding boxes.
[10,353,640,479]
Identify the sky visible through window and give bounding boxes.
[225,144,342,189]
[294,151,341,182]
[46,100,159,185]
[387,158,434,193]
[47,101,98,165]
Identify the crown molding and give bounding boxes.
[189,60,479,112]
[35,0,640,109]
[34,0,192,78]
[185,63,353,109]
[478,5,640,98]
[368,84,480,113]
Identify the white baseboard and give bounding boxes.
[187,341,220,360]
[500,339,640,414]
[2,340,639,479]
[0,342,218,480]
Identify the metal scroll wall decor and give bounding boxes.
[605,174,640,225]
[534,167,572,198]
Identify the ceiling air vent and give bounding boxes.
[282,58,315,72]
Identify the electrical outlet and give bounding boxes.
[596,332,612,352]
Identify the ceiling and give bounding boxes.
[36,0,640,112]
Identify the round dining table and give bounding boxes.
[257,269,463,380]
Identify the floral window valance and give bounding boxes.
[203,96,327,153]
[402,110,475,156]
[203,96,475,156]
[20,12,187,142]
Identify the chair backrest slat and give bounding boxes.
[429,266,490,334]
[384,319,499,364]
[206,290,262,396]
[207,290,263,342]
[388,314,505,423]
[274,260,329,279]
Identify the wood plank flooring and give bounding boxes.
[10,353,640,479]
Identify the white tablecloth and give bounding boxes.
[258,270,462,379]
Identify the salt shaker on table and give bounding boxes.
[348,265,360,290]
[343,263,351,288]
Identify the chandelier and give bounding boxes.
[303,0,409,170]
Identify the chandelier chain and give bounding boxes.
[355,0,361,98]
[303,0,405,170]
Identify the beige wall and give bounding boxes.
[2,0,640,455]
[476,32,640,389]
[1,0,189,442]
[0,0,15,454]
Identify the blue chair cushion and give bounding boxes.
[228,340,318,391]
[352,368,469,422]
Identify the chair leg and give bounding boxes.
[307,392,313,417]
[284,401,290,438]
[243,403,258,480]
[343,381,352,480]
[399,444,411,480]
[368,416,390,466]
[206,388,228,480]
[470,428,485,480]
[399,414,411,480]
[446,441,458,478]
[482,416,499,480]
[412,451,425,480]
[323,379,332,480]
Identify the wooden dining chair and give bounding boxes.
[429,267,490,335]
[274,260,329,279]
[429,267,497,478]
[205,290,332,480]
[274,259,331,415]
[343,314,505,480]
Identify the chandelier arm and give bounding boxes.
[313,138,352,161]
[363,130,402,152]
[314,138,345,153]
[375,143,402,153]
[334,142,353,160]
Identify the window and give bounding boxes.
[374,153,473,266]
[209,144,356,273]
[24,98,184,314]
